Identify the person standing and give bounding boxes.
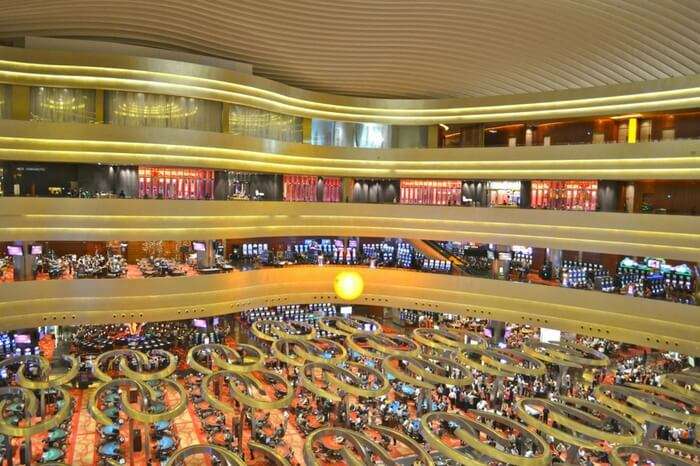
[282,409,289,431]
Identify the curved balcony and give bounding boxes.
[2,198,699,261]
[1,120,699,180]
[0,266,697,355]
[2,45,700,124]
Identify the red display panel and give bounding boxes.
[138,167,214,200]
[283,175,341,202]
[531,180,598,211]
[400,179,461,206]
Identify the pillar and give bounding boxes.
[11,242,38,281]
[546,248,563,277]
[342,177,354,202]
[196,240,216,269]
[427,125,439,148]
[94,89,105,123]
[488,320,506,344]
[597,181,620,212]
[221,103,231,134]
[302,118,312,144]
[10,85,30,120]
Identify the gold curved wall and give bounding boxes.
[1,266,697,355]
[1,46,699,124]
[2,198,699,261]
[1,120,699,180]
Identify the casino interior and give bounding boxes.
[0,2,699,465]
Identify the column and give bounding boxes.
[546,248,563,277]
[10,85,30,120]
[196,240,216,269]
[596,181,621,212]
[427,125,439,148]
[11,242,37,281]
[301,118,312,144]
[221,103,231,133]
[94,90,105,124]
[488,320,506,344]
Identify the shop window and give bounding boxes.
[531,180,598,211]
[229,105,302,142]
[283,175,317,202]
[283,175,341,202]
[138,167,214,200]
[486,181,521,207]
[400,179,461,205]
[30,87,96,123]
[310,119,394,148]
[106,91,222,132]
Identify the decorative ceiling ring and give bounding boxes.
[93,349,150,382]
[251,319,316,342]
[421,410,551,466]
[659,372,700,403]
[521,340,610,369]
[118,349,178,381]
[0,386,71,438]
[300,361,390,402]
[202,369,294,411]
[271,337,347,367]
[164,444,246,466]
[643,439,700,464]
[15,354,79,390]
[412,327,488,352]
[610,445,698,466]
[381,354,472,390]
[319,316,382,337]
[458,347,547,378]
[88,378,187,425]
[304,426,432,466]
[347,332,420,359]
[186,343,264,375]
[0,386,38,418]
[515,397,643,451]
[164,442,291,466]
[594,383,699,428]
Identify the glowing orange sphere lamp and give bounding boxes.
[334,271,364,301]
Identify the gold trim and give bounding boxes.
[610,445,698,466]
[421,411,551,466]
[515,397,643,450]
[202,369,293,411]
[0,387,71,438]
[594,384,698,428]
[1,266,698,355]
[3,197,699,262]
[0,48,699,124]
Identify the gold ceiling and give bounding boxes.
[0,0,698,98]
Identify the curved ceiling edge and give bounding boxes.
[0,267,697,355]
[1,121,699,181]
[2,198,699,262]
[1,47,699,124]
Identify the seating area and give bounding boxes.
[137,258,187,278]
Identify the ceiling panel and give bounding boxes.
[0,0,698,98]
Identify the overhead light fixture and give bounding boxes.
[488,129,498,133]
[439,124,450,131]
[610,114,643,120]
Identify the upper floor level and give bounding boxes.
[1,42,699,150]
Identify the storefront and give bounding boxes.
[283,175,342,202]
[138,167,215,200]
[486,181,522,207]
[400,179,461,205]
[531,180,598,211]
